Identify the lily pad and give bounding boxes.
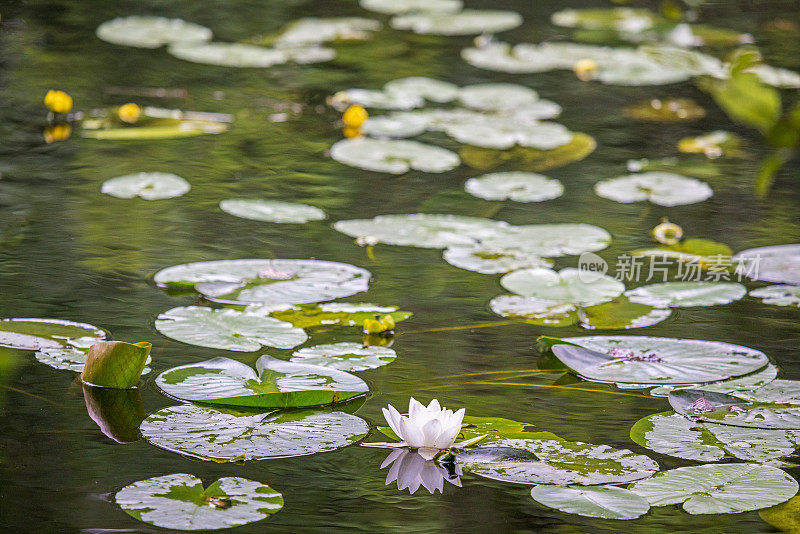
[154,306,307,351]
[390,10,523,36]
[153,259,371,306]
[630,464,798,514]
[445,119,574,151]
[96,16,212,49]
[116,474,283,530]
[624,98,706,122]
[219,199,326,223]
[649,364,779,398]
[669,389,800,430]
[489,296,577,326]
[275,17,381,47]
[625,282,746,308]
[750,285,800,307]
[155,355,368,408]
[478,224,611,257]
[733,244,800,285]
[578,297,671,330]
[377,415,561,445]
[264,303,412,329]
[383,77,461,104]
[332,88,424,110]
[168,42,289,67]
[0,318,105,351]
[460,132,596,172]
[501,268,624,307]
[594,172,713,206]
[140,404,369,461]
[443,246,552,274]
[359,0,462,14]
[678,130,744,158]
[330,138,460,174]
[551,8,656,32]
[290,342,396,371]
[101,172,190,200]
[760,496,800,533]
[464,172,564,202]
[531,485,650,520]
[35,343,152,375]
[458,84,540,112]
[551,336,769,385]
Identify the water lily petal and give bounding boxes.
[420,417,444,447]
[381,447,405,469]
[383,405,404,440]
[408,397,425,419]
[418,447,439,461]
[420,464,445,494]
[427,398,442,412]
[399,416,425,448]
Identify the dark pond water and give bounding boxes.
[1,0,800,532]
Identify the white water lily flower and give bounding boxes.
[381,397,465,460]
[381,448,462,494]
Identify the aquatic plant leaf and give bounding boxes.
[81,124,225,140]
[155,306,307,351]
[594,172,713,206]
[156,355,367,408]
[624,98,706,122]
[750,285,800,307]
[531,485,650,519]
[117,474,283,530]
[219,199,326,223]
[334,88,424,110]
[760,496,800,533]
[678,130,744,157]
[330,138,460,173]
[734,244,800,285]
[738,380,800,404]
[551,8,656,32]
[83,385,145,443]
[154,259,371,305]
[669,389,800,430]
[578,297,671,330]
[630,464,798,514]
[649,364,778,397]
[459,133,596,172]
[290,342,396,371]
[476,222,608,260]
[101,172,190,200]
[552,336,769,385]
[626,157,724,179]
[390,9,522,36]
[376,415,561,444]
[140,404,369,461]
[359,0,462,14]
[625,282,746,308]
[263,302,412,329]
[0,318,105,351]
[81,341,152,389]
[489,295,577,326]
[168,42,289,67]
[383,77,460,104]
[361,113,432,138]
[632,238,733,267]
[96,16,212,49]
[501,268,624,307]
[458,84,540,112]
[464,172,564,203]
[274,17,381,47]
[444,246,552,275]
[445,119,574,151]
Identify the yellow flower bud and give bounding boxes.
[118,103,142,124]
[342,104,368,128]
[573,59,598,82]
[343,126,363,139]
[380,314,396,332]
[652,220,684,245]
[363,318,384,334]
[44,90,73,113]
[43,123,72,143]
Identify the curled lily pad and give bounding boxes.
[155,307,307,351]
[140,404,369,461]
[383,77,460,104]
[734,244,800,285]
[168,42,288,67]
[465,172,564,202]
[274,17,381,47]
[552,336,769,385]
[290,342,396,371]
[101,172,190,200]
[330,138,460,174]
[669,389,800,430]
[501,268,624,307]
[96,16,212,48]
[595,172,712,206]
[116,474,283,530]
[630,464,798,514]
[264,303,412,329]
[456,439,658,485]
[359,0,462,14]
[156,355,368,408]
[750,285,800,307]
[219,199,326,223]
[458,84,540,112]
[81,341,152,389]
[625,282,746,308]
[390,10,523,36]
[444,246,552,275]
[551,8,656,32]
[36,341,152,375]
[623,98,706,122]
[531,485,650,520]
[0,318,105,351]
[154,259,371,305]
[460,132,596,172]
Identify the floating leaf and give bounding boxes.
[332,88,424,110]
[116,473,283,530]
[383,77,460,104]
[760,496,800,533]
[625,282,746,307]
[678,130,744,158]
[168,42,289,67]
[290,342,396,371]
[501,268,624,307]
[750,285,800,307]
[531,485,650,520]
[219,199,326,223]
[623,98,706,122]
[626,157,724,180]
[551,336,769,385]
[578,297,671,330]
[82,124,226,140]
[101,172,190,200]
[330,138,460,174]
[632,238,733,267]
[669,389,800,430]
[140,404,369,461]
[459,133,596,172]
[458,84,540,112]
[96,16,212,49]
[155,307,307,351]
[444,246,552,275]
[359,0,462,14]
[81,341,152,389]
[734,244,800,285]
[274,17,381,47]
[649,364,779,397]
[264,302,412,329]
[445,119,574,151]
[464,172,564,203]
[594,172,713,206]
[489,295,577,326]
[154,259,371,306]
[390,10,522,36]
[482,224,610,258]
[83,385,145,443]
[0,318,105,351]
[551,8,657,32]
[376,415,561,445]
[630,464,798,514]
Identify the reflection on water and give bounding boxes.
[82,384,144,444]
[381,448,462,495]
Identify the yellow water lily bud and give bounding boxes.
[343,126,363,139]
[343,104,368,128]
[573,59,598,82]
[363,318,384,334]
[652,220,684,245]
[44,89,73,113]
[118,102,142,124]
[380,314,396,332]
[43,123,72,143]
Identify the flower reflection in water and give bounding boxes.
[381,448,462,495]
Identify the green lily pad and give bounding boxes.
[359,0,462,14]
[501,268,624,307]
[0,318,105,351]
[486,224,609,258]
[383,77,461,104]
[155,306,307,351]
[443,246,552,274]
[630,464,798,514]
[82,123,226,140]
[377,415,561,445]
[678,130,744,157]
[734,244,800,285]
[460,132,596,172]
[578,297,671,330]
[96,16,212,49]
[330,138,460,174]
[264,302,412,329]
[101,172,190,200]
[274,17,381,47]
[738,380,800,404]
[458,84,540,112]
[632,238,733,267]
[168,42,288,67]
[531,485,650,520]
[760,496,800,532]
[153,259,372,305]
[649,364,779,398]
[750,285,800,307]
[489,295,577,326]
[625,282,746,308]
[35,345,152,375]
[219,199,326,223]
[551,8,657,32]
[669,389,800,430]
[464,172,564,203]
[626,157,724,180]
[552,336,769,385]
[333,88,424,110]
[290,342,395,371]
[81,341,152,389]
[594,172,713,206]
[156,355,368,408]
[390,9,522,36]
[624,98,706,123]
[456,439,658,485]
[116,474,283,530]
[140,404,369,461]
[445,119,574,151]
[362,113,433,138]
